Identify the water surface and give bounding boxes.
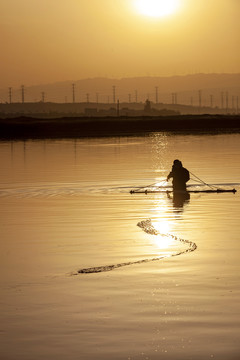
[0,133,240,359]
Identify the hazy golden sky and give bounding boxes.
[1,0,240,87]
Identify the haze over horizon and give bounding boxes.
[1,73,240,105]
[1,0,240,89]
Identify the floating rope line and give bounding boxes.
[131,179,166,194]
[189,171,218,190]
[130,174,237,194]
[75,219,197,274]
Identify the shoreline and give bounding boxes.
[0,114,240,139]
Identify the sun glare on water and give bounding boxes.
[134,0,180,18]
[152,220,174,249]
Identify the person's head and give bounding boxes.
[173,159,182,168]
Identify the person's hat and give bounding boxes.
[173,159,182,166]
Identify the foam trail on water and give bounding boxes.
[76,219,197,274]
[137,219,197,251]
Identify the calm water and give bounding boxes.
[0,133,240,360]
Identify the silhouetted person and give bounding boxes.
[166,159,190,191]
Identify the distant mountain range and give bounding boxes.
[1,73,240,106]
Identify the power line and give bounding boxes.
[9,87,12,104]
[172,92,177,105]
[155,86,158,104]
[226,91,229,111]
[117,99,120,116]
[135,90,138,103]
[198,90,202,108]
[210,94,213,108]
[21,85,25,104]
[72,83,75,103]
[232,95,235,111]
[112,86,116,103]
[221,91,224,109]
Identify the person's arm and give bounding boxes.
[166,171,173,181]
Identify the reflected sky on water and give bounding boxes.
[0,133,240,360]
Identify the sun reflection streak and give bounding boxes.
[151,219,174,250]
[150,193,176,251]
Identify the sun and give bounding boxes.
[134,0,180,18]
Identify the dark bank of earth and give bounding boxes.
[0,115,240,139]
